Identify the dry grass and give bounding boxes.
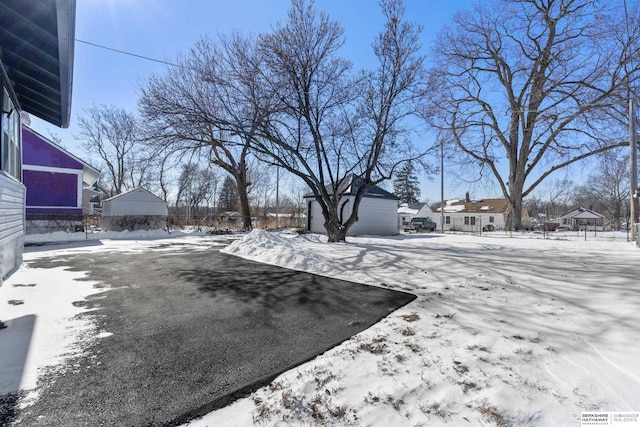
[400,327,415,336]
[281,390,297,410]
[420,401,451,420]
[401,313,420,322]
[478,399,508,427]
[466,344,490,352]
[404,342,422,353]
[452,360,469,375]
[459,380,478,393]
[434,312,456,319]
[395,353,407,362]
[359,336,388,355]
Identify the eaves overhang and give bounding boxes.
[0,0,76,128]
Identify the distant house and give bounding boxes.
[102,188,168,231]
[215,211,242,229]
[266,212,306,228]
[553,207,605,231]
[397,203,433,229]
[22,126,100,233]
[305,175,399,236]
[0,0,75,285]
[434,193,530,232]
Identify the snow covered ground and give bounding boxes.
[1,229,639,426]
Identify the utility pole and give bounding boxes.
[275,166,280,229]
[625,0,639,242]
[631,100,639,241]
[440,139,445,233]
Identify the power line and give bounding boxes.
[75,38,189,69]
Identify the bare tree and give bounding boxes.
[246,160,275,216]
[76,104,150,196]
[156,150,174,202]
[175,162,220,220]
[526,177,573,224]
[428,0,640,230]
[246,0,427,241]
[574,151,630,228]
[138,36,256,230]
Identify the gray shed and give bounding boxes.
[102,188,168,231]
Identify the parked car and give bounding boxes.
[404,217,437,232]
[555,226,571,232]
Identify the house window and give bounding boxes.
[445,216,450,225]
[489,216,494,223]
[1,86,21,181]
[470,217,476,226]
[464,216,470,225]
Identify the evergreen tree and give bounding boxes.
[218,176,239,212]
[393,160,421,204]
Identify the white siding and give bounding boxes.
[443,212,506,232]
[416,205,433,218]
[0,172,25,284]
[102,188,168,216]
[307,199,326,234]
[307,196,398,236]
[345,196,398,236]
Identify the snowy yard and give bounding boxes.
[198,230,640,426]
[1,229,639,426]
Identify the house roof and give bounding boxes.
[559,207,604,220]
[305,174,399,201]
[434,198,510,214]
[103,187,166,204]
[0,0,76,128]
[398,202,426,215]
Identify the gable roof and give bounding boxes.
[398,202,426,214]
[559,207,604,220]
[0,0,76,127]
[305,174,399,201]
[103,187,166,204]
[435,198,510,214]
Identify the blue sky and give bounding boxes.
[29,0,476,203]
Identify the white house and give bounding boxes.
[434,193,529,232]
[305,175,399,236]
[397,203,434,229]
[102,188,168,231]
[0,0,75,285]
[554,207,605,231]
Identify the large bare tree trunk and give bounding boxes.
[324,219,347,242]
[236,180,252,230]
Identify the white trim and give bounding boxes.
[26,205,82,210]
[22,164,83,175]
[23,126,98,175]
[23,167,83,209]
[77,176,83,207]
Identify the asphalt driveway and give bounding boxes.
[14,238,415,426]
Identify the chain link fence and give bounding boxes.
[25,214,101,235]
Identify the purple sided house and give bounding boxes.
[22,126,100,233]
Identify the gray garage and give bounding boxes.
[101,188,168,231]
